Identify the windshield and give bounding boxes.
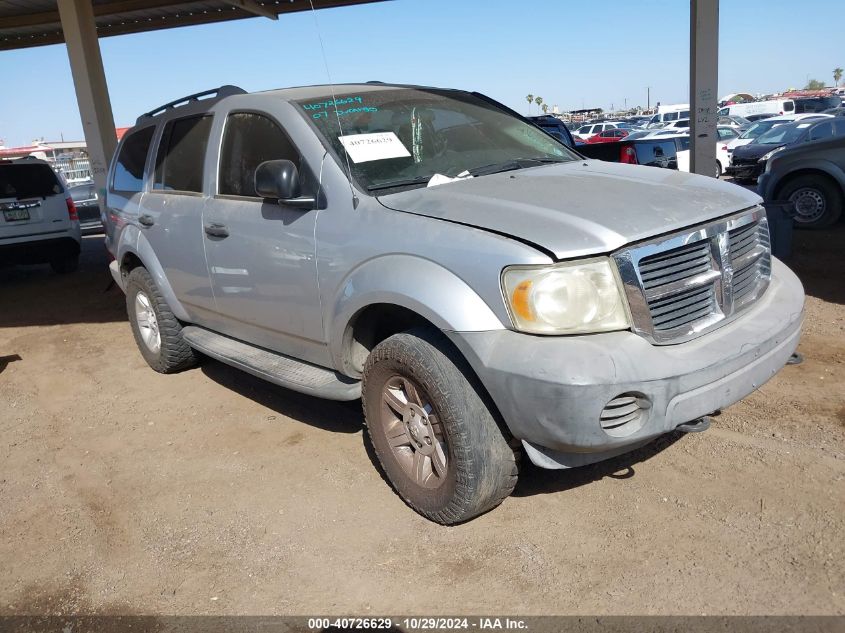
[754,124,808,145]
[0,163,62,199]
[739,120,780,139]
[295,88,578,191]
[732,116,751,125]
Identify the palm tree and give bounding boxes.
[526,94,534,115]
[835,67,843,87]
[541,103,549,114]
[535,96,543,113]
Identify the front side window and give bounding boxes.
[295,88,578,192]
[153,115,213,193]
[783,101,795,112]
[112,127,154,193]
[219,113,300,197]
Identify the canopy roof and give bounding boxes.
[0,0,386,51]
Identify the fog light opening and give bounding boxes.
[600,392,649,438]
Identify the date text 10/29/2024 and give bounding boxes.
[307,618,528,630]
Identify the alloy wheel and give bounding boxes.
[134,291,161,354]
[379,375,448,489]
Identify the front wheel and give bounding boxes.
[780,174,843,229]
[362,329,519,524]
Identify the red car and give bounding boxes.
[586,128,631,143]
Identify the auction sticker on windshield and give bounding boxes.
[338,132,411,163]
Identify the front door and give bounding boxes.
[201,111,325,365]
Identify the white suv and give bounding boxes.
[0,158,81,273]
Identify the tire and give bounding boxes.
[125,267,198,373]
[362,328,519,524]
[715,161,722,179]
[50,255,78,274]
[779,174,843,229]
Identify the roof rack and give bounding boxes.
[136,85,247,125]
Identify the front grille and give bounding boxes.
[613,207,771,344]
[729,219,771,308]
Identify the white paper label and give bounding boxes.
[338,132,411,163]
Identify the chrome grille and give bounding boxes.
[612,207,771,344]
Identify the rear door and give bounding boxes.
[137,115,218,321]
[0,162,69,241]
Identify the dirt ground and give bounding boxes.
[1,225,843,616]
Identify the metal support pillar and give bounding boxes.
[57,0,116,203]
[690,0,719,177]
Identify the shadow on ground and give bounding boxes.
[200,360,363,435]
[0,235,124,327]
[788,224,845,305]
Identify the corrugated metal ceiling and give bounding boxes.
[0,0,386,51]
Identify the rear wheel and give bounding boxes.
[780,174,843,229]
[50,254,78,274]
[715,161,723,179]
[362,328,518,524]
[125,267,198,373]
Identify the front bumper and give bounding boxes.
[448,259,804,469]
[726,160,765,180]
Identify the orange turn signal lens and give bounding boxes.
[511,280,535,322]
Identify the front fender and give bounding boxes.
[327,255,507,368]
[116,225,191,322]
[763,158,845,200]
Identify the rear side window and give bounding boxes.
[808,121,834,140]
[783,101,794,112]
[0,163,62,199]
[154,115,213,193]
[112,127,154,192]
[218,113,300,197]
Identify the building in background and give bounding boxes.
[0,127,128,185]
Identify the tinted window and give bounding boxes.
[665,112,678,121]
[783,102,794,112]
[154,115,213,192]
[808,121,834,140]
[219,113,301,197]
[0,163,62,199]
[112,127,154,192]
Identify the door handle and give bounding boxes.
[138,214,154,227]
[204,223,229,238]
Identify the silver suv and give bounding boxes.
[105,84,805,524]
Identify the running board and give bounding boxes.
[182,326,361,401]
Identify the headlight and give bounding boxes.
[502,258,631,335]
[759,146,784,162]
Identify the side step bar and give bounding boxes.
[182,326,360,401]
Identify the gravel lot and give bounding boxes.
[1,224,843,616]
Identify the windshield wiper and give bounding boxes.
[367,176,431,192]
[466,157,567,177]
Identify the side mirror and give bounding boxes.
[254,159,316,209]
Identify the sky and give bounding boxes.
[1,0,843,147]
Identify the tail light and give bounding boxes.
[721,145,728,151]
[620,145,638,164]
[66,196,78,221]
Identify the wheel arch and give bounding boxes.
[772,164,845,200]
[116,228,191,322]
[328,255,507,376]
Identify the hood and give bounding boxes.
[376,160,761,259]
[733,142,784,159]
